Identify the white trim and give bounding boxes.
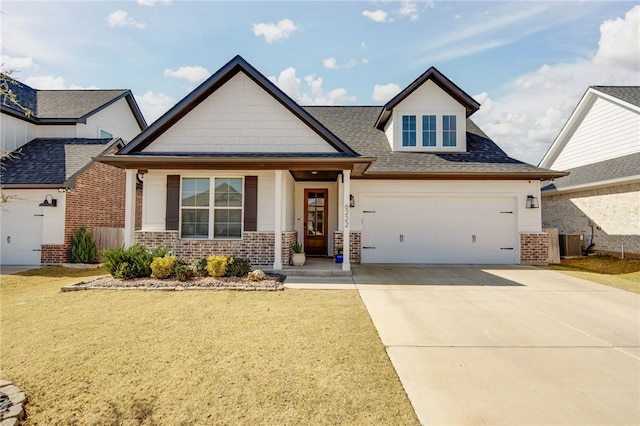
[273,170,283,270]
[342,170,351,271]
[124,169,137,247]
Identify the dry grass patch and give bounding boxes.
[1,267,418,425]
[544,256,640,294]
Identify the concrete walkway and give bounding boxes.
[352,265,640,426]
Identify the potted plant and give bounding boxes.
[335,245,344,263]
[291,243,305,266]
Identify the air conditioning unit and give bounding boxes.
[559,234,583,257]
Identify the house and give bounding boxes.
[0,76,147,265]
[539,86,640,258]
[97,55,564,271]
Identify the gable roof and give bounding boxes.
[118,55,357,156]
[375,66,481,130]
[539,85,640,168]
[541,152,640,193]
[307,106,564,179]
[0,74,147,129]
[0,138,121,188]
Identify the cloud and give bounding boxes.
[268,68,355,105]
[252,19,298,43]
[398,1,420,21]
[593,5,639,70]
[1,55,35,72]
[23,75,97,90]
[323,57,368,69]
[371,83,401,102]
[164,66,210,83]
[362,9,392,23]
[106,10,146,28]
[135,91,176,124]
[137,0,171,6]
[323,58,338,69]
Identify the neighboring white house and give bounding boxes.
[1,77,147,265]
[539,86,640,258]
[98,56,564,270]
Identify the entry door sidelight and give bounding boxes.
[304,189,328,256]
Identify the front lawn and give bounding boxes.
[544,256,640,294]
[0,267,418,425]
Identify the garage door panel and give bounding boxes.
[1,200,43,265]
[361,195,517,264]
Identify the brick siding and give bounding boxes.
[520,233,549,265]
[135,230,298,266]
[333,231,362,264]
[542,182,640,257]
[41,162,142,264]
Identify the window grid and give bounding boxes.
[442,115,457,147]
[213,178,243,239]
[402,115,417,147]
[422,115,436,147]
[181,178,210,239]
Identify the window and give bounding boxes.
[422,115,436,147]
[181,178,210,239]
[442,115,457,147]
[99,130,113,138]
[402,115,416,147]
[213,178,243,239]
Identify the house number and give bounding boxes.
[344,203,350,228]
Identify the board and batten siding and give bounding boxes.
[143,73,338,154]
[551,96,639,170]
[1,114,36,152]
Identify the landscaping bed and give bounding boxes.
[63,272,287,291]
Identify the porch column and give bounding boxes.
[342,169,351,271]
[273,170,283,270]
[124,169,137,247]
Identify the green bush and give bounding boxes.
[193,258,208,277]
[206,255,229,277]
[150,255,177,279]
[102,244,170,280]
[69,225,98,264]
[225,257,251,277]
[174,258,194,282]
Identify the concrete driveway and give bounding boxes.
[353,265,640,426]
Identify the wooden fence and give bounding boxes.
[544,227,560,264]
[93,227,125,251]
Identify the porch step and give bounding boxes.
[279,268,352,277]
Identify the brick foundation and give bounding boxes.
[333,231,362,264]
[520,233,549,265]
[135,230,298,266]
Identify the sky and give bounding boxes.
[1,1,638,165]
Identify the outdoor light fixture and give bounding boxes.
[526,195,539,209]
[39,194,57,207]
[350,194,355,208]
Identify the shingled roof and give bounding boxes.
[305,106,562,178]
[542,152,640,192]
[592,86,640,108]
[0,138,120,188]
[0,75,146,128]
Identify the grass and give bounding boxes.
[0,267,418,425]
[544,256,640,294]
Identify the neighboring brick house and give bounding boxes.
[1,77,146,265]
[97,55,565,270]
[539,86,640,258]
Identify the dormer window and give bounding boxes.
[399,113,460,150]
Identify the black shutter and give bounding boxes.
[166,175,180,231]
[244,176,258,232]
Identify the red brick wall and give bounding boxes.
[41,162,142,264]
[333,232,362,263]
[520,233,549,265]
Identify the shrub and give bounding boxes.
[193,258,208,277]
[102,244,170,280]
[206,255,230,277]
[174,258,194,282]
[150,255,177,279]
[70,225,98,264]
[225,257,251,277]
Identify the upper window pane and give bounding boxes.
[422,115,436,147]
[214,178,243,207]
[443,115,457,147]
[182,178,210,207]
[402,115,416,147]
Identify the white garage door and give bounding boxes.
[361,195,517,264]
[1,199,43,265]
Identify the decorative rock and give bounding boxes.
[0,404,23,421]
[0,380,26,425]
[1,417,18,426]
[248,270,266,281]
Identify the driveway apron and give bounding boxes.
[353,265,640,426]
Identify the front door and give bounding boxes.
[304,189,328,256]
